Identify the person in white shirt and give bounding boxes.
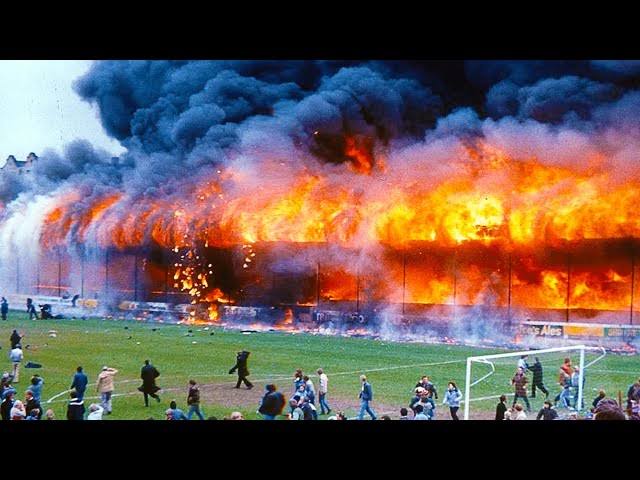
[317,368,332,415]
[517,355,529,373]
[506,403,527,420]
[9,345,23,383]
[10,400,26,420]
[87,403,104,420]
[303,375,316,405]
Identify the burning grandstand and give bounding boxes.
[1,61,640,344]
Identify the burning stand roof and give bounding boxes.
[1,61,640,329]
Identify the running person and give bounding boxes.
[442,381,463,420]
[138,360,161,406]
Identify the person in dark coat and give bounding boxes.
[1,391,15,420]
[536,400,558,420]
[1,297,8,321]
[66,390,85,420]
[495,394,508,420]
[529,357,549,398]
[357,374,377,420]
[592,389,606,409]
[229,351,253,389]
[70,366,88,401]
[26,298,37,320]
[138,359,161,406]
[10,330,22,349]
[258,384,286,420]
[24,390,42,420]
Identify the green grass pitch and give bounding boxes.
[1,312,637,419]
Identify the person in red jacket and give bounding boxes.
[511,367,531,412]
[186,379,205,420]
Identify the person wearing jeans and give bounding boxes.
[186,380,205,420]
[317,368,332,415]
[556,372,573,408]
[97,366,118,415]
[357,375,377,420]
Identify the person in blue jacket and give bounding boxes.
[70,366,88,401]
[28,374,44,402]
[357,374,377,420]
[442,381,463,420]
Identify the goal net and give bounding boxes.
[463,345,606,420]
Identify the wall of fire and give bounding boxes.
[0,239,638,325]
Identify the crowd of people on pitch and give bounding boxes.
[2,328,639,420]
[250,369,464,420]
[496,354,640,420]
[249,355,640,420]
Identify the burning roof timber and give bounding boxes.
[1,61,640,323]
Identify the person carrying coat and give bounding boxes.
[138,359,161,406]
[229,351,253,389]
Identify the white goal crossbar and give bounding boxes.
[463,345,606,420]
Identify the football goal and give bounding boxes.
[463,345,607,420]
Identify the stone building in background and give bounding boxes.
[1,152,38,174]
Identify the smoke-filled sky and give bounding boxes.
[0,60,125,164]
[3,60,640,257]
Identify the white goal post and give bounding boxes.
[463,345,607,420]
